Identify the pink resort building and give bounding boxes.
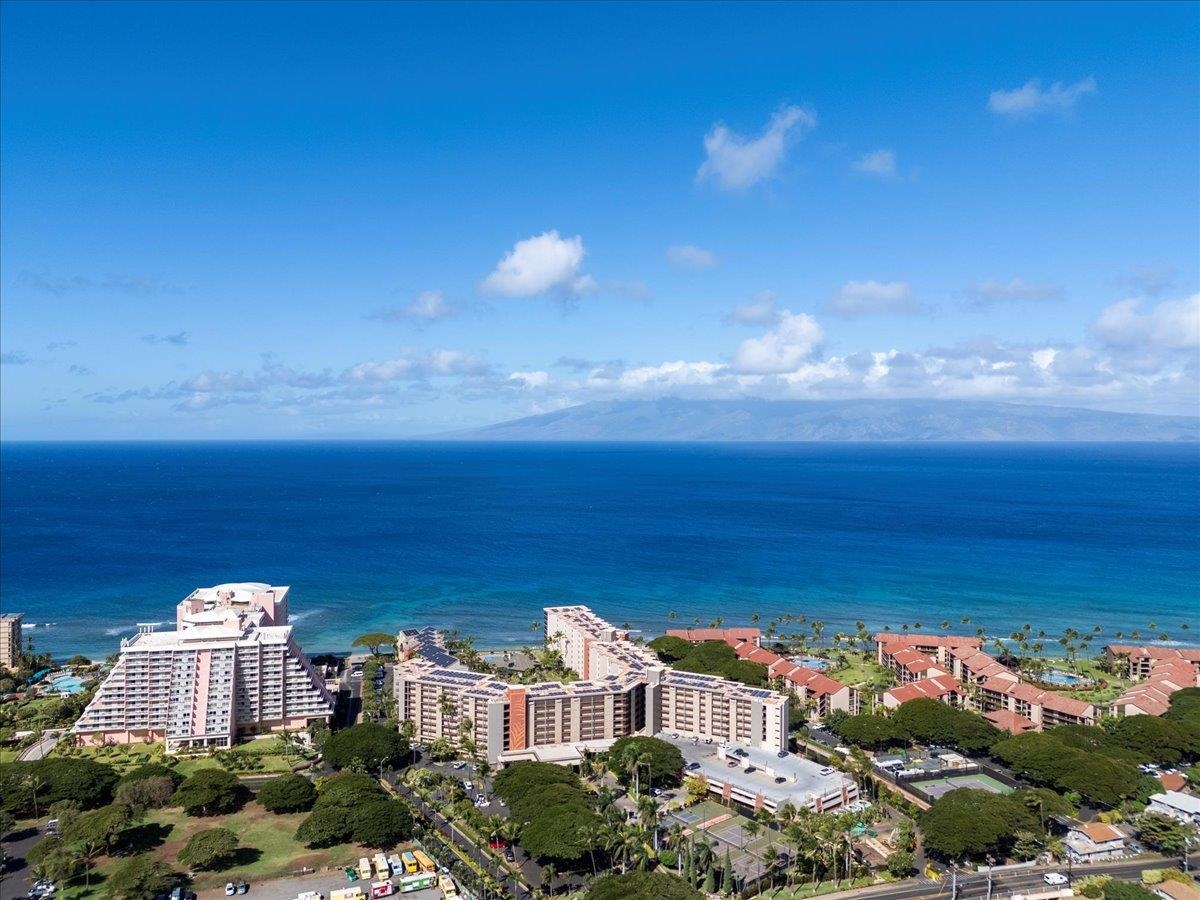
[73,583,334,752]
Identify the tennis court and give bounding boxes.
[666,800,786,884]
[916,772,1013,799]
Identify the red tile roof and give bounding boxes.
[875,633,982,650]
[667,627,761,645]
[984,709,1038,734]
[1159,772,1187,792]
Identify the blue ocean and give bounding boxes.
[1,442,1197,659]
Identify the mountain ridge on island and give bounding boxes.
[434,398,1200,442]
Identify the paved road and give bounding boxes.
[17,730,63,762]
[801,854,1200,900]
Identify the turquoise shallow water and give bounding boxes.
[1,441,1197,659]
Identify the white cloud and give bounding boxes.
[508,370,550,389]
[1092,294,1200,352]
[726,291,781,326]
[587,360,729,393]
[967,278,1064,304]
[827,280,919,317]
[481,231,590,297]
[855,149,896,178]
[667,244,717,269]
[369,290,457,324]
[344,349,488,383]
[696,104,816,191]
[1114,265,1175,298]
[732,310,824,373]
[988,77,1097,117]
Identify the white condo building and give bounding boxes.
[74,583,334,752]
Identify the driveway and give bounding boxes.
[17,730,63,762]
[1,823,44,900]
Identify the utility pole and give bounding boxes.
[985,854,994,900]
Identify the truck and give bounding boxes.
[357,858,373,881]
[372,853,391,877]
[294,892,324,900]
[331,888,366,900]
[437,875,458,898]
[369,882,393,898]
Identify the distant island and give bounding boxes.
[440,398,1200,442]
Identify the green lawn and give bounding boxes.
[53,736,305,777]
[56,802,368,898]
[826,651,889,689]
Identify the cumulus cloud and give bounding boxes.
[481,231,592,297]
[726,291,781,326]
[345,349,489,383]
[855,149,896,178]
[367,290,459,324]
[696,104,816,191]
[1092,294,1200,352]
[68,364,93,376]
[1,351,33,365]
[142,331,190,346]
[732,310,824,373]
[667,244,717,269]
[988,77,1097,117]
[967,278,1064,304]
[826,280,919,317]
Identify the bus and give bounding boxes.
[437,875,458,898]
[397,874,435,894]
[357,858,372,881]
[399,851,418,875]
[411,850,435,874]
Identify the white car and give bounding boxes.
[819,766,835,776]
[1043,872,1068,886]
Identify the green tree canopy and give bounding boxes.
[118,763,184,790]
[295,772,390,848]
[172,769,244,817]
[258,773,317,813]
[116,776,176,810]
[829,714,904,749]
[0,757,119,815]
[105,854,176,900]
[885,850,915,877]
[587,870,703,900]
[322,723,409,771]
[647,636,695,663]
[295,806,351,849]
[351,633,396,657]
[608,736,686,788]
[350,800,413,848]
[491,762,603,862]
[178,827,240,871]
[1135,812,1198,856]
[920,788,1037,860]
[991,732,1142,808]
[61,802,134,854]
[891,698,1002,754]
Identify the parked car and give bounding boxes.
[685,762,701,771]
[819,766,835,776]
[503,848,515,863]
[226,884,237,896]
[237,881,249,894]
[1043,873,1068,886]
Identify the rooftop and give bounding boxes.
[664,733,854,810]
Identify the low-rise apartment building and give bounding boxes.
[1106,645,1200,718]
[1062,822,1126,863]
[74,583,334,752]
[1148,790,1200,827]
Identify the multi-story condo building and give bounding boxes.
[1,612,23,670]
[396,605,790,765]
[1106,645,1200,717]
[74,583,333,752]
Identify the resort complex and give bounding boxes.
[72,583,335,752]
[874,632,1200,733]
[396,605,791,764]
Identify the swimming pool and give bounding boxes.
[792,657,830,670]
[45,673,87,693]
[1040,671,1091,687]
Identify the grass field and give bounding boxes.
[55,801,367,899]
[53,736,303,777]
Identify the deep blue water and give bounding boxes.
[1,442,1197,659]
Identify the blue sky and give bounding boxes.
[2,0,1197,438]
